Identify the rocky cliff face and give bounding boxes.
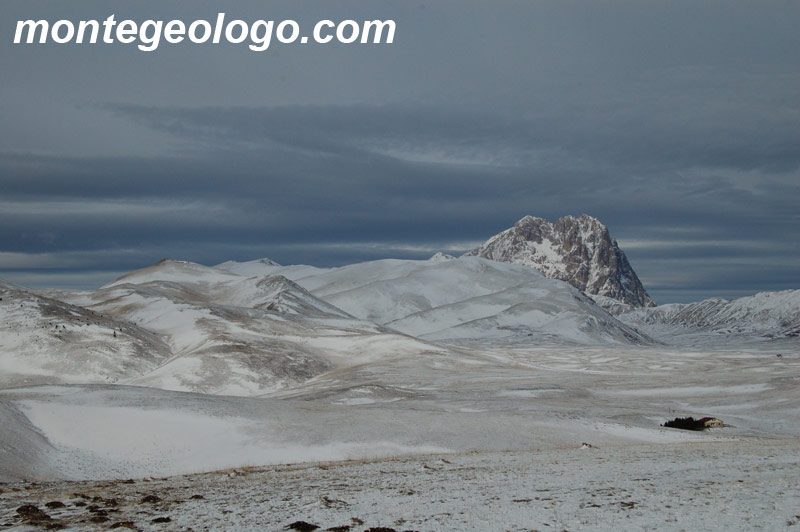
[464,214,655,307]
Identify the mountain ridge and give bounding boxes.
[595,289,800,342]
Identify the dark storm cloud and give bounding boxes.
[1,0,799,302]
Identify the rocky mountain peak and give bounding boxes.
[464,214,655,307]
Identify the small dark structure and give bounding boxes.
[662,416,723,431]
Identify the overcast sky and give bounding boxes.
[2,1,798,303]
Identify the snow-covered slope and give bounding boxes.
[389,280,648,344]
[0,399,57,482]
[106,259,348,318]
[237,256,653,345]
[214,258,328,281]
[0,281,170,388]
[3,336,798,482]
[0,259,449,397]
[40,259,443,396]
[599,290,800,343]
[60,283,328,395]
[215,257,282,276]
[106,258,238,288]
[429,252,456,261]
[465,214,655,307]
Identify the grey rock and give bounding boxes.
[465,214,655,307]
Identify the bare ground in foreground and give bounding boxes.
[1,438,798,532]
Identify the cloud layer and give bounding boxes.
[2,1,798,302]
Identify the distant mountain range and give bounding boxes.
[593,290,800,343]
[1,215,797,397]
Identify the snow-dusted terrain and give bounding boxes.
[0,281,171,389]
[594,289,800,344]
[221,256,652,345]
[36,261,449,397]
[1,339,797,482]
[2,439,798,532]
[1,249,799,531]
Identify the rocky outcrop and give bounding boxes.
[464,214,655,307]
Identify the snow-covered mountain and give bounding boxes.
[106,259,351,319]
[597,289,800,342]
[53,260,451,396]
[465,214,655,307]
[3,250,795,401]
[2,260,447,396]
[255,256,652,345]
[215,258,326,280]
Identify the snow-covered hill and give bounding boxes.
[215,257,327,281]
[107,259,352,319]
[2,260,445,396]
[596,290,800,343]
[0,281,170,388]
[4,250,795,401]
[388,280,647,345]
[465,214,655,307]
[58,261,450,396]
[219,256,652,345]
[61,283,331,396]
